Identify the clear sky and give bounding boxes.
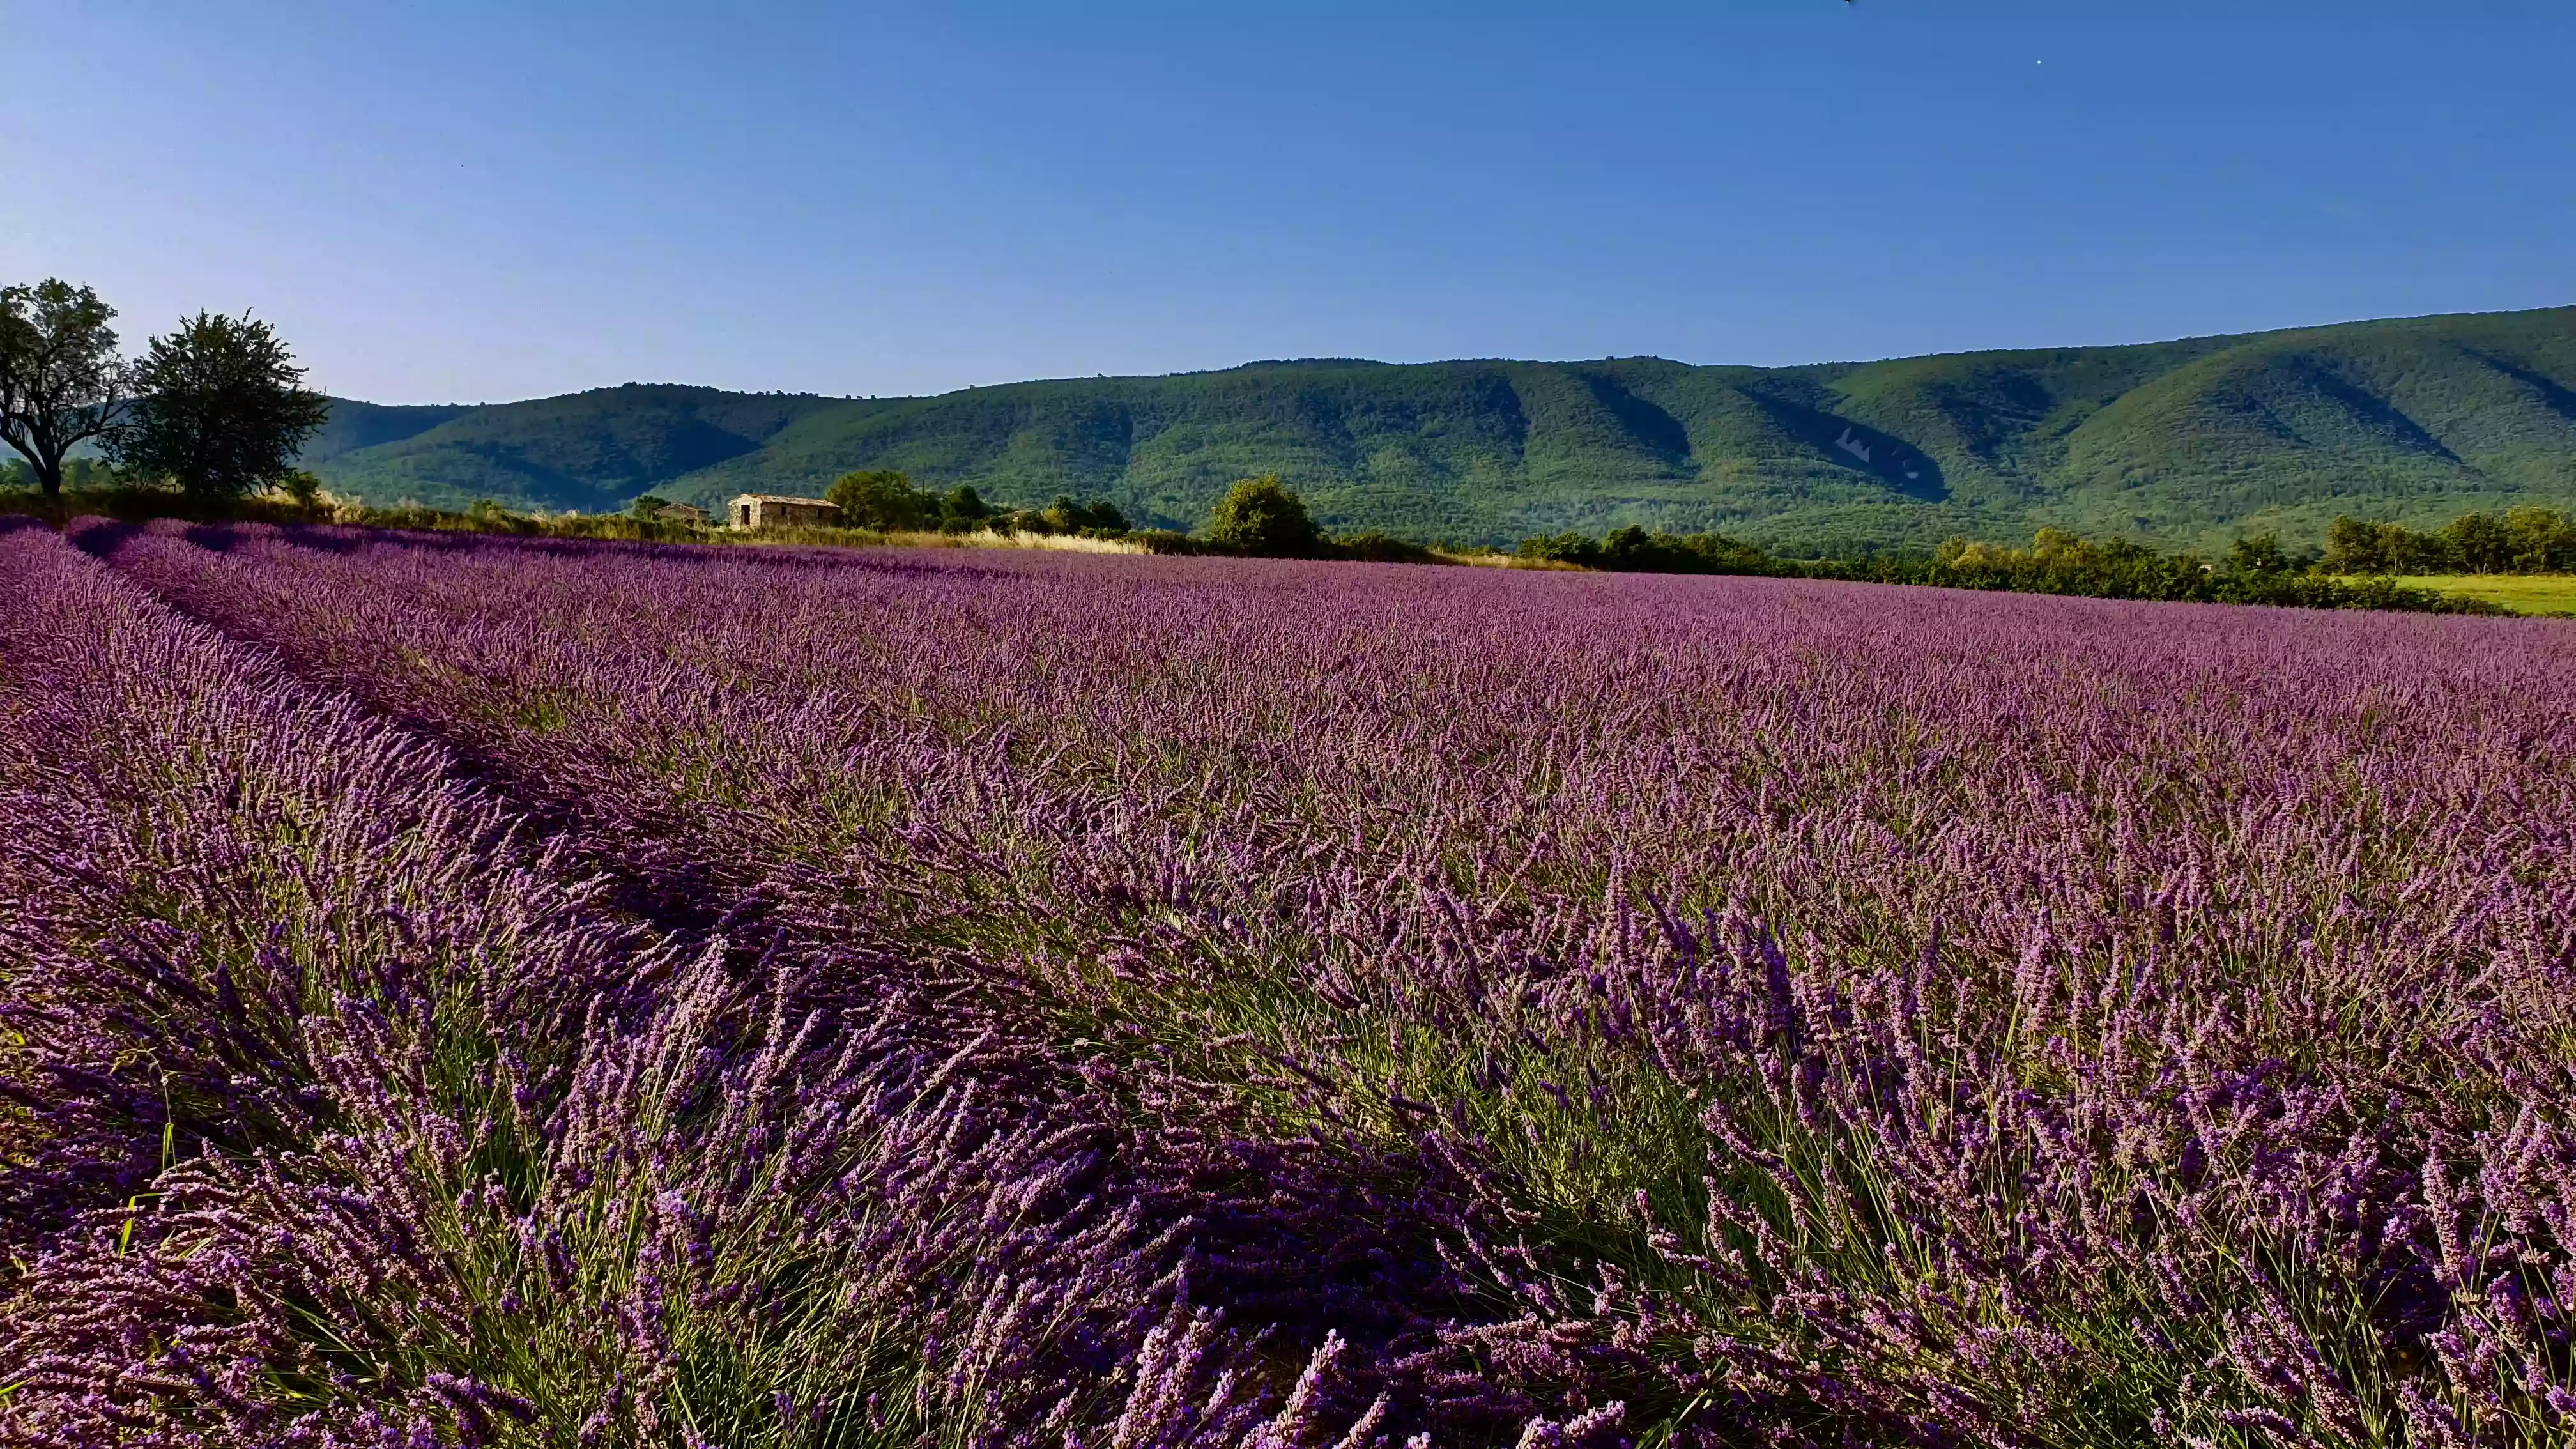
[4,1,2569,404]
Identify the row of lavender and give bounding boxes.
[0,523,1465,1448]
[10,516,2576,1445]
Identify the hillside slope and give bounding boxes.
[314,385,859,516]
[308,305,2576,551]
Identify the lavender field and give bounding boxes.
[4,518,2573,1449]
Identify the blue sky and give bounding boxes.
[4,1,2568,403]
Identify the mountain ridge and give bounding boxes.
[306,305,2576,551]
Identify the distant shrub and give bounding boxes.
[988,495,1128,537]
[1130,528,1209,555]
[827,469,931,530]
[1508,522,2498,613]
[2224,532,2297,575]
[333,498,625,539]
[939,486,997,532]
[824,473,1042,533]
[1204,476,1315,556]
[526,512,709,542]
[2322,508,2576,575]
[461,498,541,535]
[1603,525,1770,574]
[1515,531,1602,567]
[1516,525,1771,574]
[276,470,326,514]
[0,477,320,526]
[1039,495,1129,534]
[1326,530,1440,565]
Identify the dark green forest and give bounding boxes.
[301,305,2576,552]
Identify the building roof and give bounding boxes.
[730,494,839,506]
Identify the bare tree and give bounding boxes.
[0,280,130,500]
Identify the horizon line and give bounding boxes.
[322,300,2575,410]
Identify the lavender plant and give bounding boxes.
[7,516,2572,1446]
[0,527,1416,1448]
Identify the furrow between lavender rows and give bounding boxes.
[69,523,1600,1438]
[0,523,1520,1449]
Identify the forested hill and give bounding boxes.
[306,305,2576,552]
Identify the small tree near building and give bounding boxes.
[108,310,330,500]
[827,469,930,530]
[1205,475,1315,556]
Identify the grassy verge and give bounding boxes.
[2392,573,2576,615]
[0,484,320,526]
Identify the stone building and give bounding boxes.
[729,494,841,529]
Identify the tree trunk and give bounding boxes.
[2,440,64,500]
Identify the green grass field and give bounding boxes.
[2396,574,2576,616]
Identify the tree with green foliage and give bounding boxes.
[106,310,329,500]
[0,279,132,501]
[827,469,931,530]
[1036,494,1130,534]
[629,494,676,520]
[1512,522,2494,613]
[2322,509,2576,575]
[1330,530,1438,564]
[1517,531,1604,567]
[279,470,326,513]
[2322,518,2398,574]
[2224,533,2294,576]
[2505,507,2576,571]
[1519,525,1768,573]
[2442,511,2516,573]
[1204,475,1315,556]
[939,486,995,531]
